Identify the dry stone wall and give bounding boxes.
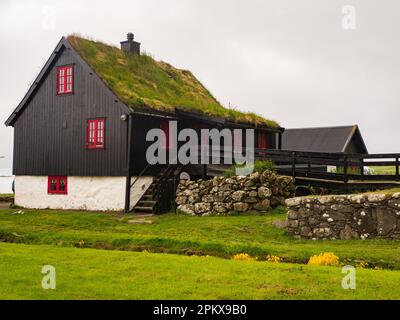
[176,171,295,216]
[286,192,400,240]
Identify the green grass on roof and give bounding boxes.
[68,35,279,127]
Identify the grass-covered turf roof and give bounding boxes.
[68,35,279,128]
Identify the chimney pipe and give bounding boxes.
[120,33,140,55]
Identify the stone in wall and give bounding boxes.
[285,192,400,240]
[176,170,295,216]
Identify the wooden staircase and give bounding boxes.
[133,183,157,214]
[133,165,182,214]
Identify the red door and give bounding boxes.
[257,131,268,156]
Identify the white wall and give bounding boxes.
[15,176,126,211]
[130,176,153,210]
[0,177,14,194]
[0,168,14,194]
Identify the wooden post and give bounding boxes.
[360,157,364,177]
[278,132,282,150]
[124,114,133,213]
[202,164,207,179]
[291,152,296,178]
[173,169,177,214]
[343,155,348,184]
[396,157,399,179]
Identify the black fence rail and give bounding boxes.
[195,146,400,191]
[256,149,400,191]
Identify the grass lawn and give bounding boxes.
[1,242,400,300]
[0,194,13,199]
[1,208,400,269]
[365,188,400,195]
[369,166,396,175]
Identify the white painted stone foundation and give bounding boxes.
[15,176,128,211]
[15,175,155,211]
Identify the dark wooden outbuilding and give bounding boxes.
[281,125,368,154]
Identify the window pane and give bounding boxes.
[88,121,95,145]
[49,177,57,192]
[90,122,95,142]
[97,120,104,146]
[59,178,66,192]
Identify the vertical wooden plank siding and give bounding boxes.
[13,47,127,176]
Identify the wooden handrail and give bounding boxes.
[130,162,152,188]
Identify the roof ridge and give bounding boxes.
[284,124,357,130]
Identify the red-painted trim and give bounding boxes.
[57,65,73,95]
[86,118,105,149]
[48,176,68,195]
[160,120,171,150]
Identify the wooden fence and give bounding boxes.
[256,149,400,191]
[200,147,400,191]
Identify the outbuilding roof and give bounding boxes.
[281,125,368,154]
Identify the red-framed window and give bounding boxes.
[57,65,73,94]
[160,120,172,150]
[87,119,105,149]
[48,176,68,195]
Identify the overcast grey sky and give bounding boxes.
[1,0,399,170]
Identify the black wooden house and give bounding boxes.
[5,33,283,213]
